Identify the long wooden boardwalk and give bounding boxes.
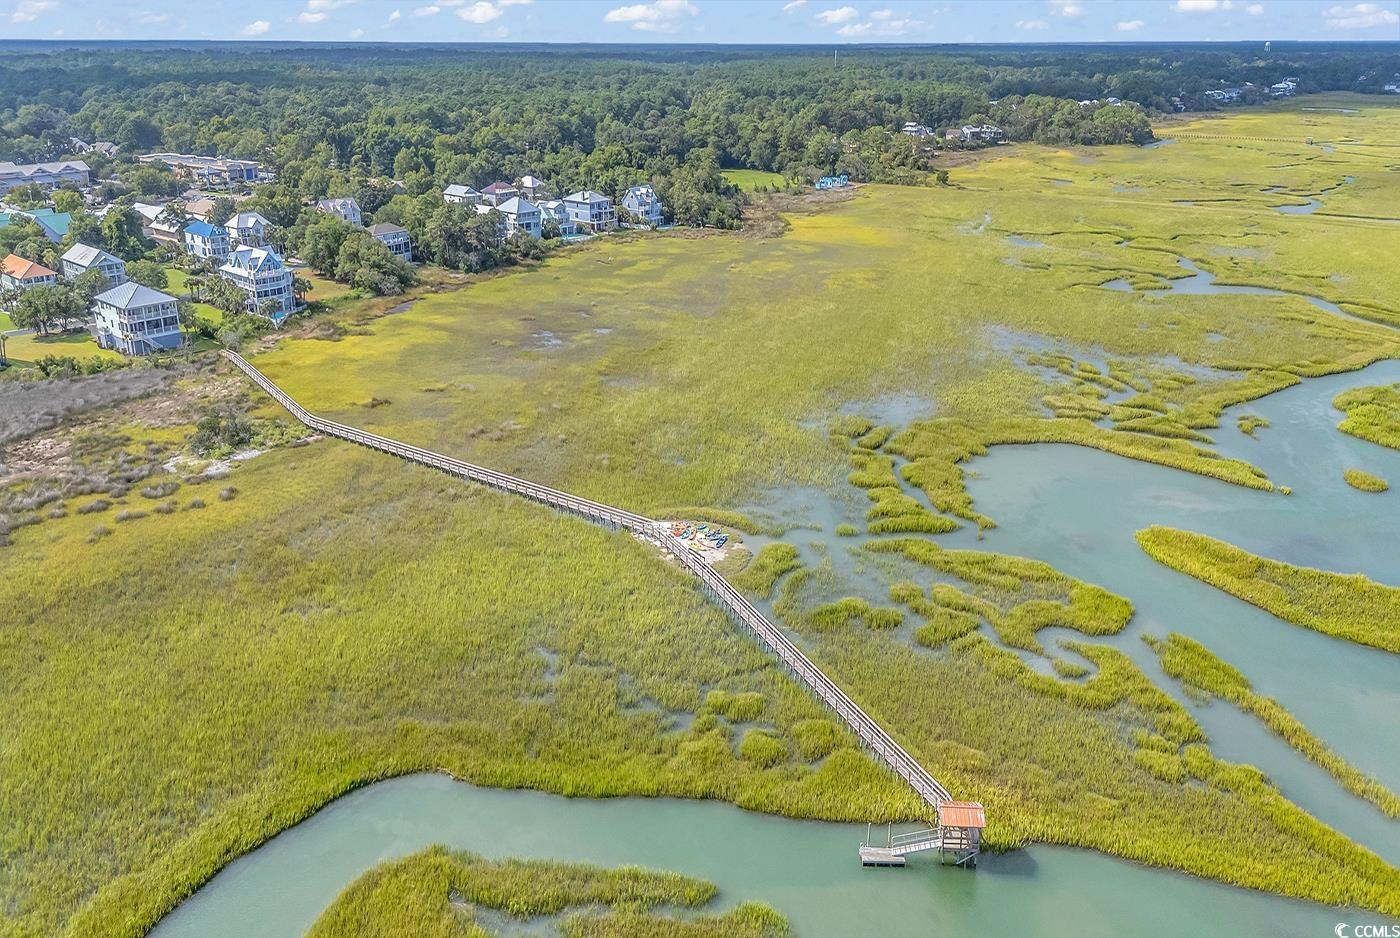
[224,349,968,824]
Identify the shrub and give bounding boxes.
[140,481,181,500]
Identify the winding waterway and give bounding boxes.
[152,774,1373,938]
[152,310,1400,934]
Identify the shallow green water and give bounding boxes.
[151,773,1379,938]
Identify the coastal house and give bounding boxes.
[183,220,231,261]
[226,211,271,248]
[218,246,298,324]
[0,208,72,242]
[901,121,934,138]
[368,222,413,262]
[1270,78,1299,97]
[1204,86,1245,104]
[493,196,541,238]
[481,182,520,205]
[620,184,663,226]
[538,199,576,236]
[316,197,362,227]
[91,282,183,356]
[481,182,519,206]
[562,190,616,233]
[517,175,547,200]
[138,152,258,186]
[443,184,482,205]
[0,159,89,194]
[69,138,119,157]
[182,198,217,222]
[60,243,128,286]
[0,254,58,292]
[955,124,1004,144]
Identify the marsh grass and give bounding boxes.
[1137,526,1400,653]
[1334,383,1400,451]
[305,846,788,938]
[1237,414,1270,437]
[1147,633,1400,817]
[869,538,1133,653]
[728,543,802,598]
[9,100,1400,934]
[2,448,915,938]
[1343,467,1389,492]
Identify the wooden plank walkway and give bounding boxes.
[223,349,958,816]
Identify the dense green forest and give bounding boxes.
[0,41,1395,290]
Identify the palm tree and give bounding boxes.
[292,275,311,307]
[186,274,205,303]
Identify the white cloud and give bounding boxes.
[1246,2,1264,12]
[1116,18,1144,30]
[603,0,698,31]
[1016,18,1048,29]
[413,4,439,14]
[136,10,169,24]
[870,7,892,18]
[10,0,58,23]
[781,0,806,10]
[241,18,270,34]
[298,0,357,24]
[837,15,919,35]
[457,1,503,21]
[1173,0,1233,10]
[814,5,858,24]
[1049,0,1085,16]
[387,8,401,21]
[349,27,364,37]
[1323,2,1398,28]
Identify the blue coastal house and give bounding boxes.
[184,220,231,261]
[218,246,299,324]
[562,190,616,233]
[92,282,183,356]
[621,184,664,226]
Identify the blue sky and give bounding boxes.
[3,0,1398,43]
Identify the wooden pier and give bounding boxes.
[224,350,984,862]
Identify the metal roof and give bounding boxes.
[94,281,176,309]
[61,242,122,268]
[937,801,986,828]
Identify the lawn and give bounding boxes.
[303,271,355,304]
[5,99,1400,937]
[2,329,124,366]
[724,168,787,191]
[0,311,14,331]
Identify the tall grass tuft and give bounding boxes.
[1137,526,1400,653]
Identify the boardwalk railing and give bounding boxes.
[224,349,958,818]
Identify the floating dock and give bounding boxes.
[859,845,906,867]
